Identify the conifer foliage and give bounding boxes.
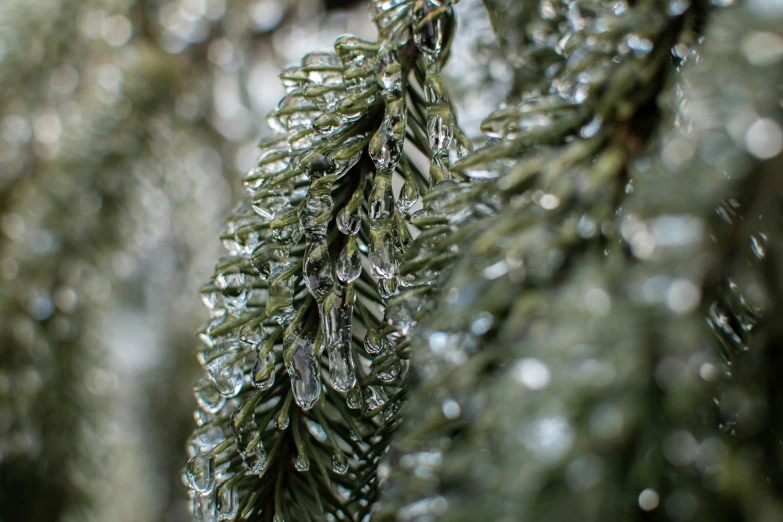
[187,1,783,521]
[188,1,470,520]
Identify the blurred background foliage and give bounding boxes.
[0,1,508,521]
[2,1,783,522]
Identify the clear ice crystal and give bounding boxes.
[285,332,321,410]
[336,236,363,284]
[303,238,335,301]
[336,205,361,235]
[299,189,333,238]
[186,454,216,495]
[322,287,357,392]
[332,452,349,475]
[231,408,268,475]
[217,485,238,521]
[205,351,245,398]
[295,453,311,472]
[195,377,227,414]
[251,350,276,390]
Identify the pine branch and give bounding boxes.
[187,1,475,521]
[377,2,783,520]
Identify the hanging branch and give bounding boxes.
[377,2,783,521]
[186,2,476,521]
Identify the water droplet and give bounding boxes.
[195,377,227,414]
[332,452,349,474]
[285,332,321,410]
[346,388,361,409]
[231,409,268,475]
[337,206,361,235]
[274,411,290,430]
[303,238,334,301]
[299,189,333,238]
[187,454,216,494]
[217,485,238,520]
[398,178,419,212]
[336,236,363,284]
[295,453,310,472]
[322,288,357,392]
[363,386,388,412]
[251,351,276,390]
[205,352,245,398]
[364,329,386,354]
[414,0,445,61]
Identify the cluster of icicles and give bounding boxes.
[183,1,473,520]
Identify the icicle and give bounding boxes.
[413,0,465,185]
[186,454,216,495]
[398,166,420,212]
[303,237,334,301]
[332,452,349,475]
[231,408,268,475]
[217,485,239,521]
[322,285,357,392]
[299,186,333,238]
[251,350,276,390]
[337,235,363,284]
[194,377,227,414]
[284,332,321,410]
[205,350,245,398]
[295,451,310,472]
[191,490,218,522]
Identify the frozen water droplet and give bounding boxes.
[195,377,227,414]
[251,351,276,390]
[750,233,767,260]
[217,485,238,520]
[369,229,398,279]
[299,189,333,238]
[346,388,361,409]
[295,453,310,472]
[377,47,402,94]
[364,329,386,354]
[364,386,388,412]
[187,454,216,495]
[274,411,290,430]
[332,453,349,475]
[322,288,357,392]
[337,206,361,235]
[231,408,268,475]
[398,178,419,212]
[382,401,399,422]
[369,112,405,173]
[368,176,395,224]
[378,277,397,299]
[303,238,334,301]
[266,265,296,325]
[427,113,453,154]
[191,490,218,522]
[414,0,445,61]
[206,352,245,398]
[336,237,362,284]
[349,429,361,442]
[376,351,401,382]
[285,332,321,410]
